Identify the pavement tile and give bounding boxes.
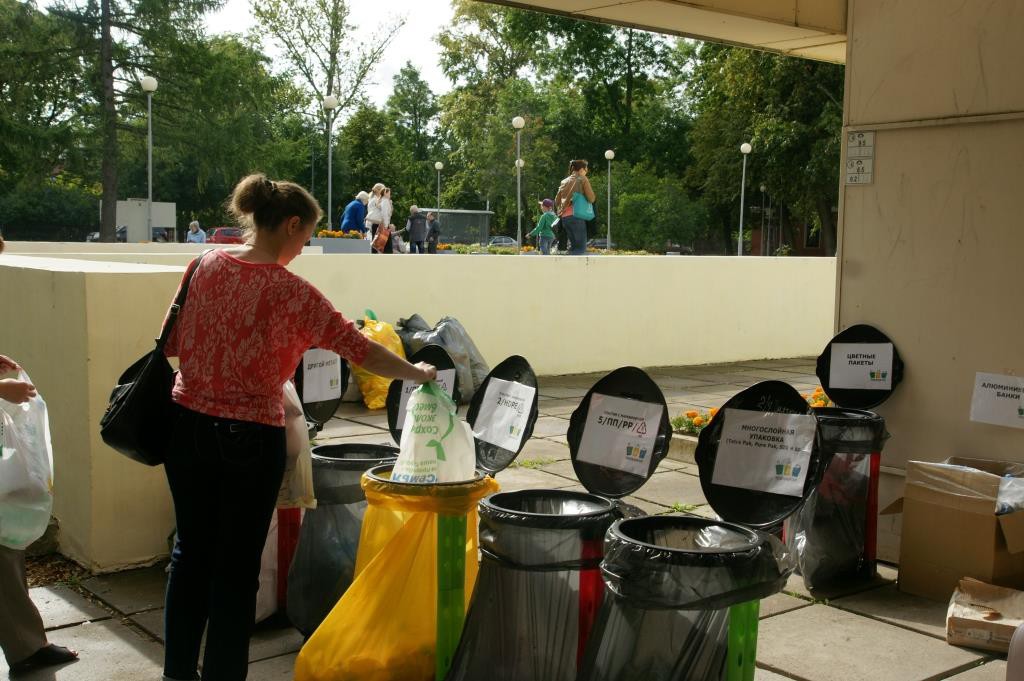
[517,437,571,461]
[535,458,578,481]
[131,610,303,663]
[0,619,164,679]
[832,584,949,639]
[342,411,391,428]
[536,398,583,416]
[631,470,708,508]
[759,592,812,619]
[783,569,893,601]
[248,652,298,680]
[945,661,1008,680]
[316,417,386,439]
[755,668,797,680]
[620,495,672,515]
[494,466,576,493]
[530,415,571,438]
[31,585,110,630]
[82,564,167,615]
[537,386,590,399]
[651,375,720,389]
[759,605,984,681]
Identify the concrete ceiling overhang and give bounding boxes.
[480,0,848,63]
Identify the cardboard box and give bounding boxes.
[882,457,1024,601]
[947,577,1024,653]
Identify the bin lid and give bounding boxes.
[566,367,672,499]
[815,323,904,409]
[294,347,350,427]
[465,355,541,475]
[386,344,460,443]
[695,380,824,530]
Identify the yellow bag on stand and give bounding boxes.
[294,471,500,681]
[350,310,405,409]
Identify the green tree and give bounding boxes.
[335,104,404,218]
[387,62,440,207]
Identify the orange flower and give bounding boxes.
[692,416,705,427]
[813,387,824,395]
[709,407,719,418]
[685,410,699,418]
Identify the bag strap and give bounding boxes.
[156,249,213,350]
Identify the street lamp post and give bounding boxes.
[604,150,615,250]
[512,116,525,253]
[434,161,443,216]
[738,142,752,256]
[323,95,340,229]
[140,76,157,241]
[760,184,767,255]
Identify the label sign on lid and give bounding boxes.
[397,369,457,430]
[301,348,343,403]
[712,409,817,498]
[970,372,1024,430]
[828,342,894,391]
[577,394,662,476]
[472,377,536,452]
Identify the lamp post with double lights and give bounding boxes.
[738,142,752,256]
[323,95,340,229]
[140,76,158,241]
[512,116,525,253]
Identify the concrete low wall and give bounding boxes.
[0,250,835,570]
[3,241,323,255]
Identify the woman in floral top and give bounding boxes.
[161,174,435,681]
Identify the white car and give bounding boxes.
[487,236,517,248]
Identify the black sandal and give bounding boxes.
[8,644,79,676]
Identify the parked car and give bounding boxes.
[208,227,245,244]
[487,236,517,248]
[587,238,617,250]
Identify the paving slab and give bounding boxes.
[757,605,984,681]
[832,584,949,639]
[755,668,796,681]
[537,386,590,399]
[0,619,164,679]
[530,415,571,438]
[759,592,811,619]
[517,436,571,461]
[536,398,583,417]
[494,466,576,493]
[535,458,578,481]
[31,585,111,630]
[630,470,708,508]
[783,568,893,601]
[342,411,391,428]
[248,652,298,680]
[131,609,303,663]
[82,564,167,615]
[945,660,1008,680]
[316,417,387,439]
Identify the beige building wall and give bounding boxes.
[839,1,1024,559]
[1,252,834,570]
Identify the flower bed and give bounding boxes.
[317,229,364,239]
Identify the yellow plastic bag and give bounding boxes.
[350,311,405,409]
[295,472,500,681]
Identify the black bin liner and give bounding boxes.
[579,515,794,681]
[287,443,397,635]
[786,408,887,590]
[396,314,490,402]
[446,490,620,681]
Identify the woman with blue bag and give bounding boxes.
[554,159,596,255]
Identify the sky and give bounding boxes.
[204,0,456,107]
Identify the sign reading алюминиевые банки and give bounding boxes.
[970,372,1024,430]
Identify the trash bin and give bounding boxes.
[295,355,540,681]
[580,380,824,681]
[447,366,673,681]
[785,407,888,590]
[286,443,398,635]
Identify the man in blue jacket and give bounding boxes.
[339,191,369,234]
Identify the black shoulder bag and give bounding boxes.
[99,251,210,466]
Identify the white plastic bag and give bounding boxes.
[279,381,316,510]
[255,510,279,623]
[0,370,54,549]
[392,381,475,483]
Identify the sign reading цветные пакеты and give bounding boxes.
[829,342,894,391]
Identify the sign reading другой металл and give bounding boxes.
[970,372,1024,430]
[712,409,817,498]
[828,342,894,391]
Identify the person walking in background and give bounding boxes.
[160,174,435,681]
[405,206,428,254]
[528,199,557,255]
[554,160,596,255]
[186,221,206,244]
[426,212,441,253]
[370,187,395,254]
[340,191,369,235]
[364,184,386,238]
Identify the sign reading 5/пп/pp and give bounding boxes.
[712,409,817,498]
[829,342,894,391]
[577,394,662,477]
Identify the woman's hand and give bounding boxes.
[413,362,437,384]
[0,355,20,373]
[0,379,36,404]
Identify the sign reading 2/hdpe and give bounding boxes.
[829,342,894,390]
[397,369,457,429]
[302,348,343,403]
[473,378,537,451]
[578,394,662,476]
[712,409,817,497]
